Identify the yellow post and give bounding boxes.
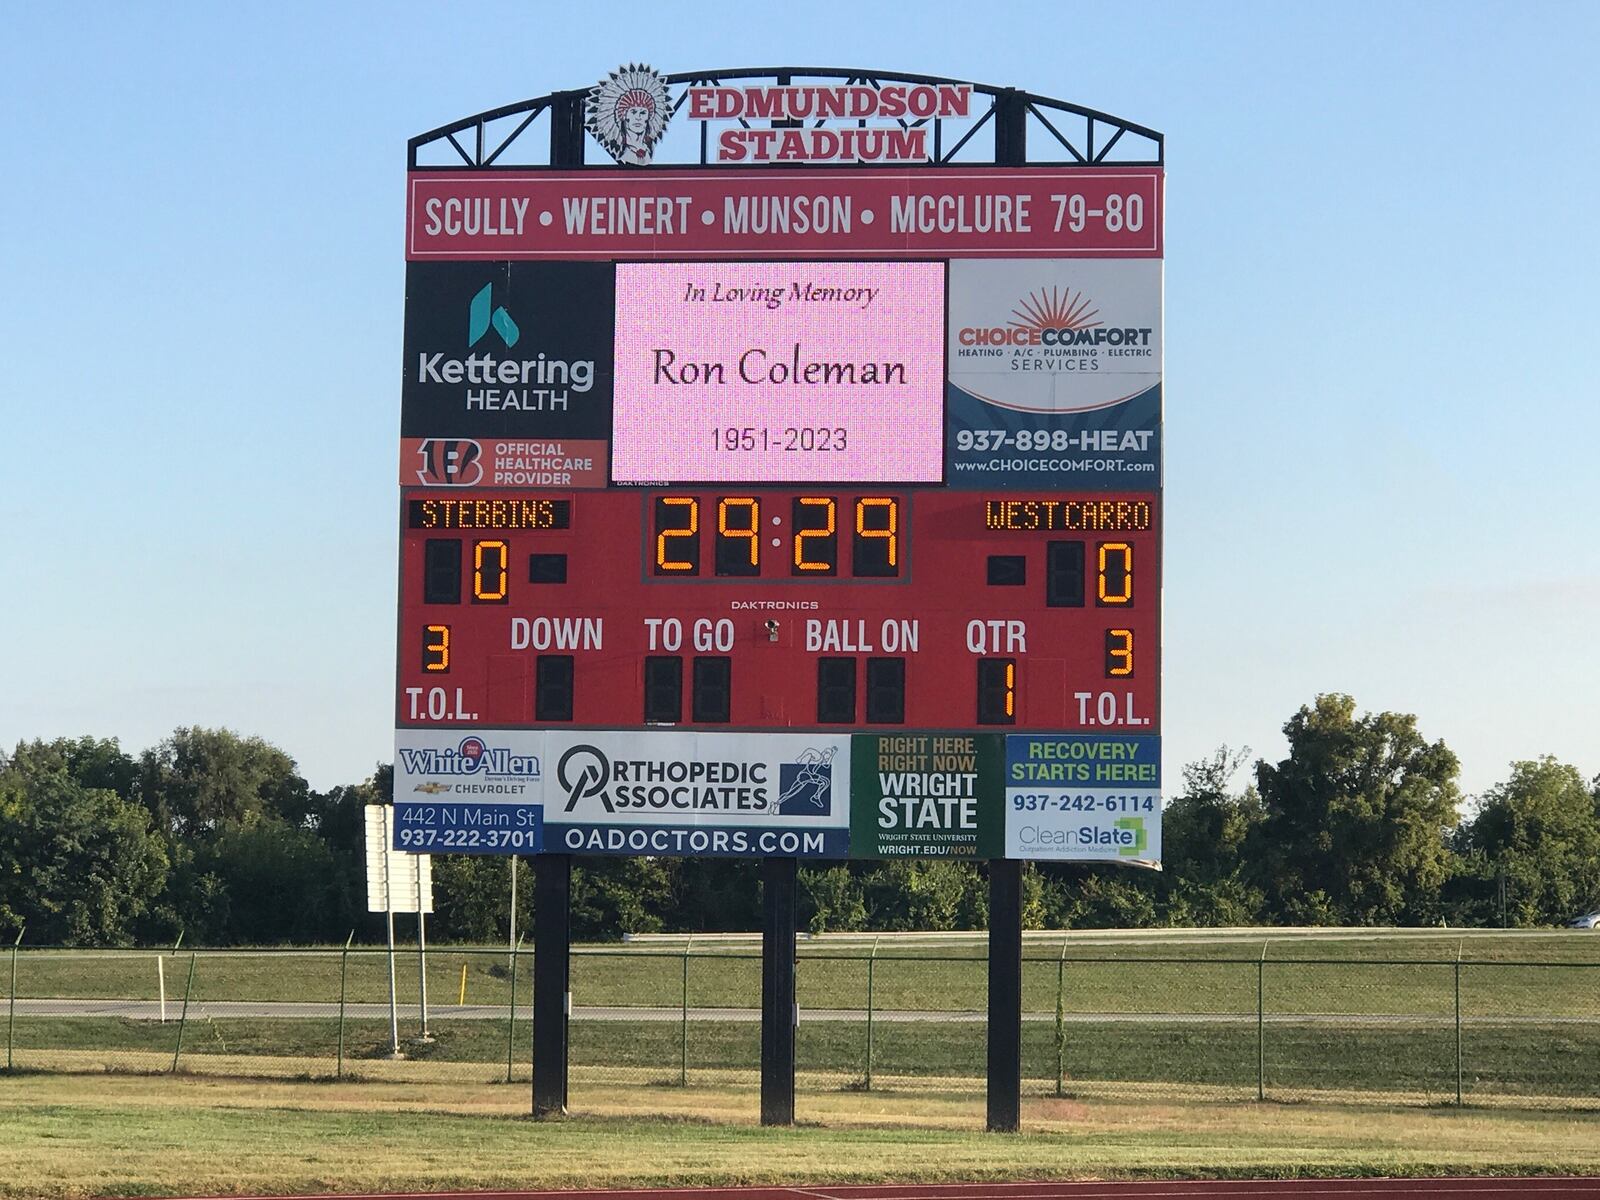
[458,963,468,1006]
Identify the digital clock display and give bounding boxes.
[609,262,946,484]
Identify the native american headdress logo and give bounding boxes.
[585,64,672,166]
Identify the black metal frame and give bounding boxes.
[409,67,1162,170]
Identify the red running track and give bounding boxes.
[171,1181,1600,1200]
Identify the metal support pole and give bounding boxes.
[865,937,878,1091]
[1055,935,1068,1097]
[7,926,22,1071]
[986,858,1023,1132]
[506,933,523,1084]
[157,954,166,1024]
[383,806,400,1057]
[416,853,431,1041]
[1455,947,1464,1106]
[680,939,691,1087]
[337,930,353,1078]
[532,854,571,1118]
[760,856,798,1126]
[170,952,196,1073]
[509,855,518,968]
[1256,946,1266,1101]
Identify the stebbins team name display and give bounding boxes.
[395,67,1164,861]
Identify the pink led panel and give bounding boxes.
[611,262,945,483]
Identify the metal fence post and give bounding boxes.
[1256,944,1266,1101]
[1055,936,1068,1097]
[506,934,522,1084]
[680,939,691,1088]
[170,952,197,1073]
[1454,945,1464,1106]
[7,926,22,1071]
[337,931,354,1079]
[865,937,879,1091]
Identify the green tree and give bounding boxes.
[303,769,389,938]
[0,759,169,945]
[1251,694,1460,925]
[196,817,341,943]
[799,864,868,933]
[138,727,311,838]
[4,736,139,800]
[571,857,673,938]
[1459,758,1600,926]
[1161,746,1267,926]
[429,855,529,943]
[860,860,988,930]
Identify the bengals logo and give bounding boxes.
[415,439,484,487]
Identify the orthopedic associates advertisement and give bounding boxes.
[610,261,946,483]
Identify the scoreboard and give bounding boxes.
[398,487,1158,730]
[394,68,1164,863]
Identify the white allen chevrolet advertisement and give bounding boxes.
[394,730,851,858]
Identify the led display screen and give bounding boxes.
[610,262,946,484]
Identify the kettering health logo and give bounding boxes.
[414,277,596,413]
[399,736,541,780]
[469,282,519,348]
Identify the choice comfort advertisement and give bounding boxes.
[946,259,1162,490]
[610,261,946,484]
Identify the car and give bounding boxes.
[1567,910,1600,929]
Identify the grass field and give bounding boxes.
[5,1072,1600,1199]
[10,1013,1600,1103]
[14,928,1600,1014]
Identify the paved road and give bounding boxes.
[11,998,1586,1025]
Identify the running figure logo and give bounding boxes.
[776,747,835,816]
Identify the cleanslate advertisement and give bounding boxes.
[400,261,615,485]
[1004,733,1162,863]
[542,731,852,858]
[946,259,1162,491]
[849,733,1003,858]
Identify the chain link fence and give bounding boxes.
[6,942,1599,1109]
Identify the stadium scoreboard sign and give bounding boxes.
[394,67,1164,864]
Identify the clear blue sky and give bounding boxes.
[3,2,1595,798]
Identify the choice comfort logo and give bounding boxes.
[947,259,1162,415]
[957,284,1151,351]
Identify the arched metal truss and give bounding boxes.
[409,67,1163,170]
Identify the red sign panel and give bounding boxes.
[397,489,1159,733]
[407,168,1163,261]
